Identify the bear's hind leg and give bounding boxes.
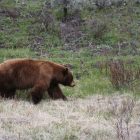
[7,89,16,99]
[0,89,16,99]
[48,85,67,101]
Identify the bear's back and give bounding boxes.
[0,59,44,89]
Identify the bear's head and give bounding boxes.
[54,66,75,87]
[62,67,75,87]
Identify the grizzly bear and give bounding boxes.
[0,58,75,104]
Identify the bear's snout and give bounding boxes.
[70,81,75,87]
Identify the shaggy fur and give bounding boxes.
[0,59,75,104]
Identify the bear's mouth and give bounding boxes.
[70,81,75,87]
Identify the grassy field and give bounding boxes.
[0,94,140,140]
[0,0,140,139]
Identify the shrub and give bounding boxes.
[109,59,140,89]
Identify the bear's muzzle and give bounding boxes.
[70,81,75,87]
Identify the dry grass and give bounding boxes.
[109,60,140,89]
[0,94,140,140]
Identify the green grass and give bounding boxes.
[0,47,139,98]
[0,48,35,62]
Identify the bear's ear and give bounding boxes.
[63,67,68,75]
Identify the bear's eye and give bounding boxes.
[63,67,68,76]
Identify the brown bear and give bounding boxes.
[0,58,75,104]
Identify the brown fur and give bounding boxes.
[48,85,67,101]
[0,59,75,104]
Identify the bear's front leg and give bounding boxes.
[48,85,67,101]
[30,85,46,104]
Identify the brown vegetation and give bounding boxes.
[109,60,140,89]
